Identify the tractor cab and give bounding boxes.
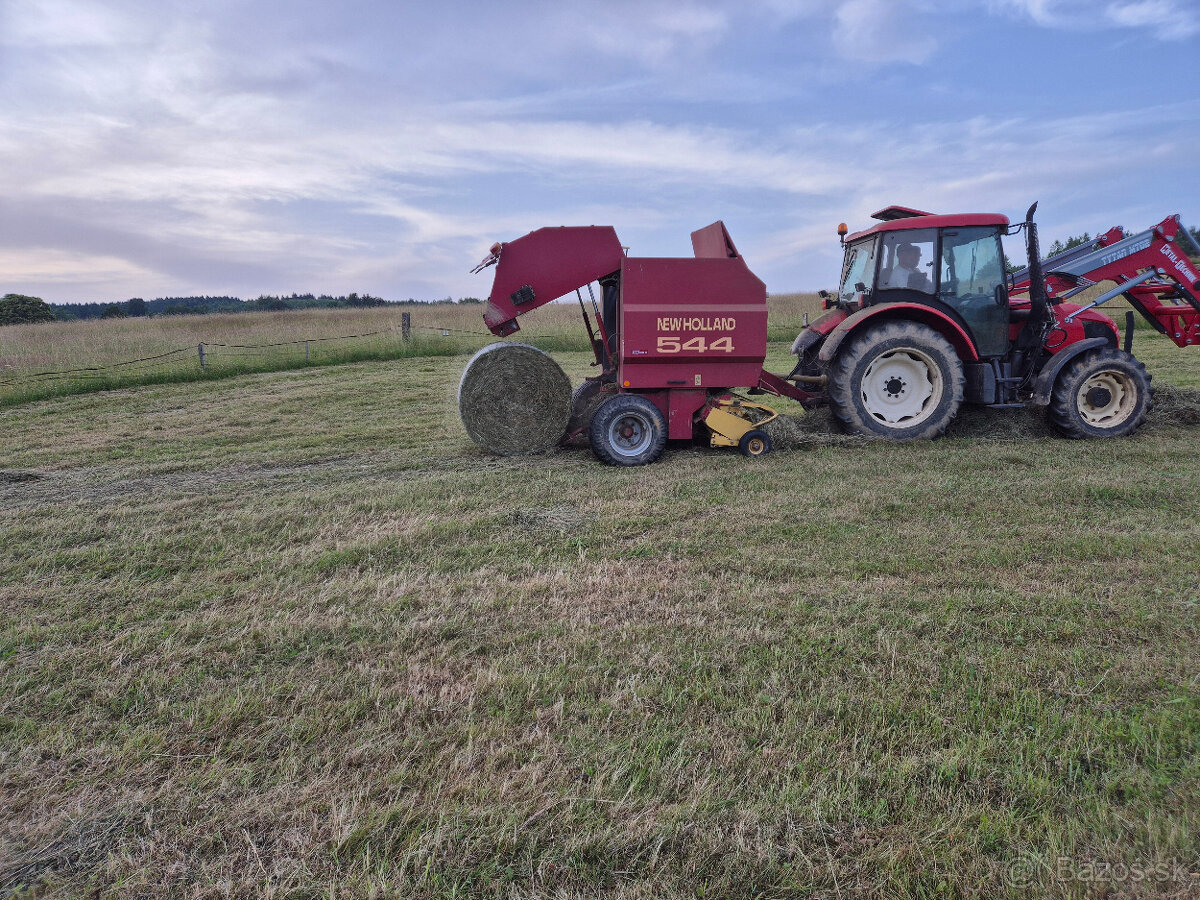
[837,207,1011,357]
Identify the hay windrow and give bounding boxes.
[758,383,1200,449]
[458,343,572,456]
[1148,384,1200,428]
[760,409,870,449]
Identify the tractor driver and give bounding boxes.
[884,243,932,292]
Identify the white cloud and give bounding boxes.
[1105,1,1200,40]
[561,1,732,68]
[4,90,1197,298]
[992,0,1200,38]
[990,0,1086,27]
[0,247,155,291]
[0,0,145,47]
[833,0,939,65]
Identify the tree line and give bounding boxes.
[1047,225,1200,258]
[0,293,484,327]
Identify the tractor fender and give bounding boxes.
[790,309,846,356]
[1029,337,1109,407]
[817,302,980,364]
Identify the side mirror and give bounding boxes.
[994,283,1008,309]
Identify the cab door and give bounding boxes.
[938,227,1010,357]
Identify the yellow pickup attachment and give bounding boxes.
[704,399,778,456]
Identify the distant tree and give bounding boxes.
[254,296,291,311]
[1182,225,1200,262]
[126,297,147,317]
[1047,232,1093,257]
[344,292,386,308]
[0,294,56,326]
[101,303,126,319]
[458,296,482,304]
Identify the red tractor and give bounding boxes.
[471,204,1200,464]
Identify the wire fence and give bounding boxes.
[0,313,511,393]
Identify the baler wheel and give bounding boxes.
[589,394,667,466]
[1048,348,1152,439]
[568,379,612,436]
[738,430,772,458]
[828,321,964,440]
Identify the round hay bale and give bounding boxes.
[458,343,572,455]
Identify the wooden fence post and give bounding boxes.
[305,341,310,363]
[401,312,411,342]
[198,343,206,368]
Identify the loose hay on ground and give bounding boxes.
[1149,384,1200,428]
[457,343,572,456]
[760,410,870,449]
[758,385,1200,448]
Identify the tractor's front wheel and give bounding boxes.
[1048,348,1152,439]
[828,321,965,440]
[589,394,667,466]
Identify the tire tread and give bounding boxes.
[828,320,965,440]
[1047,348,1152,439]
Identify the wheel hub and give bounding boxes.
[1077,370,1135,426]
[610,413,651,456]
[860,348,941,425]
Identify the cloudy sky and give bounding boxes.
[1,0,1198,304]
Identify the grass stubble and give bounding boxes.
[0,323,1197,898]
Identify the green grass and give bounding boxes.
[0,333,1197,899]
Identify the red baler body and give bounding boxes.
[478,222,778,400]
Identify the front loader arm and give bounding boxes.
[1010,214,1200,348]
[474,226,626,336]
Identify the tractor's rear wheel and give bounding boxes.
[1048,348,1152,439]
[589,394,667,466]
[828,321,965,440]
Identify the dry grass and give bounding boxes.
[1,330,1197,899]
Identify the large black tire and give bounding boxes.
[567,379,612,436]
[1048,348,1152,439]
[589,394,667,466]
[828,321,965,440]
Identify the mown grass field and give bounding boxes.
[1,313,1198,898]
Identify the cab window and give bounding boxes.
[879,229,936,294]
[838,237,878,302]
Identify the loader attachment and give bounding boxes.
[1010,214,1200,348]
